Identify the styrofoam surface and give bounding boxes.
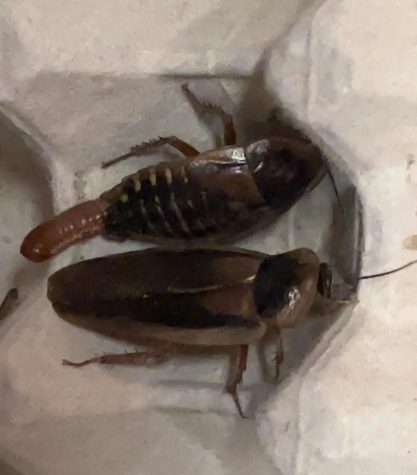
[1,0,416,474]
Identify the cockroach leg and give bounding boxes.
[102,136,199,169]
[62,342,185,368]
[161,136,200,157]
[62,349,171,368]
[274,329,284,381]
[226,344,249,418]
[181,83,236,146]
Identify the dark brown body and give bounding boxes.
[49,247,266,346]
[100,139,324,244]
[21,84,326,262]
[48,246,326,416]
[48,247,322,345]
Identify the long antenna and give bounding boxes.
[325,161,345,218]
[359,259,417,280]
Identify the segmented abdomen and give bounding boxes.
[102,163,254,241]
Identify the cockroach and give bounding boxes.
[21,84,334,263]
[0,288,18,321]
[47,247,416,416]
[48,247,325,417]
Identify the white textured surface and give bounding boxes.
[1,1,417,474]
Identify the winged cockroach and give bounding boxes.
[48,246,417,416]
[46,246,339,416]
[21,84,337,263]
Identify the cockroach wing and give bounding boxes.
[47,248,268,346]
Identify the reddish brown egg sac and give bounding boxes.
[20,200,108,262]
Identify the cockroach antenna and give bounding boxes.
[325,161,345,218]
[359,258,417,280]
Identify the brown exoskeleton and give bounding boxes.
[47,246,340,417]
[47,246,417,416]
[21,84,331,262]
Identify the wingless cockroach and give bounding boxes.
[21,84,331,262]
[47,247,417,416]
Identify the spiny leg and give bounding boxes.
[274,329,284,381]
[226,344,249,418]
[62,344,182,368]
[182,83,236,146]
[102,136,199,169]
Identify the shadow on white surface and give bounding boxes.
[0,1,373,474]
[0,110,52,310]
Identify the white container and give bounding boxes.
[1,1,416,474]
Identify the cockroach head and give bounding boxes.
[254,252,303,323]
[244,137,325,210]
